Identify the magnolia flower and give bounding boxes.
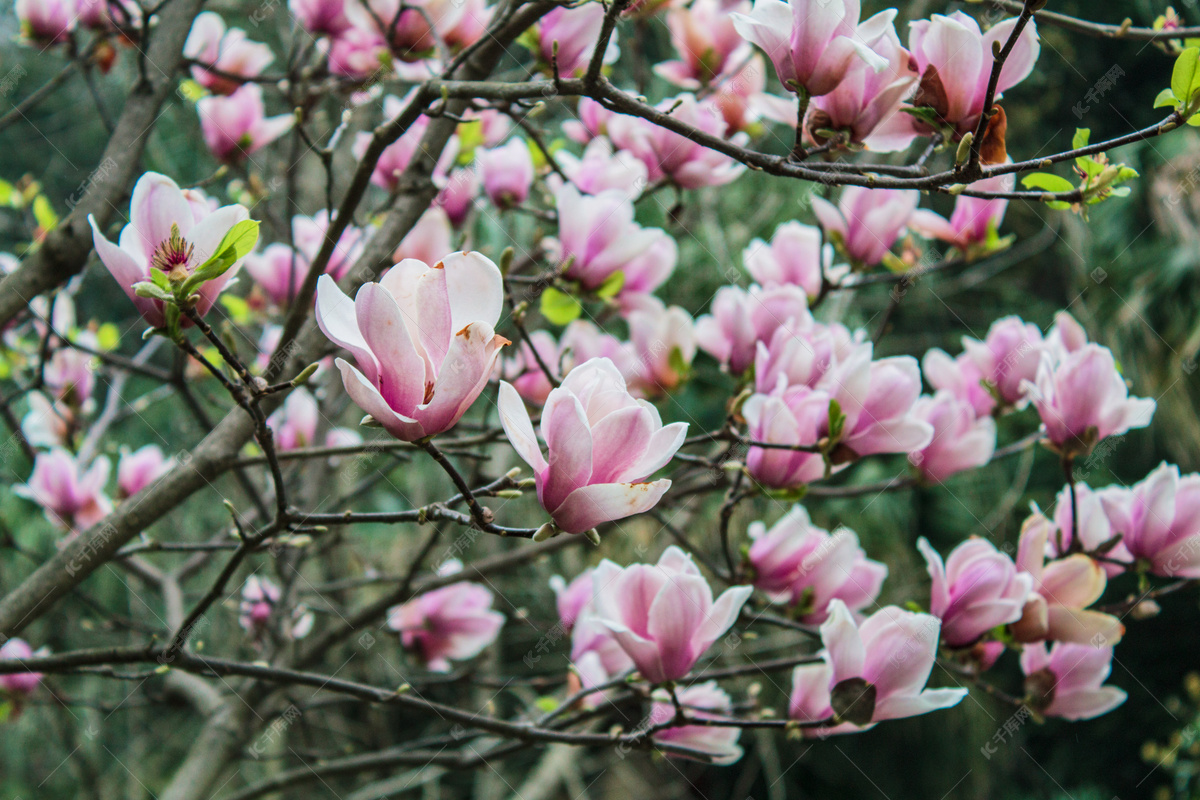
[742,386,832,488]
[563,98,615,143]
[15,449,112,531]
[590,546,753,683]
[289,0,352,36]
[239,575,315,640]
[45,340,96,408]
[650,681,744,764]
[549,569,594,630]
[348,0,465,60]
[1047,482,1131,573]
[1021,641,1126,721]
[908,11,1040,135]
[1096,463,1200,578]
[0,638,43,698]
[607,95,745,189]
[393,207,454,266]
[918,537,1031,648]
[742,221,836,300]
[315,251,509,442]
[1045,310,1089,361]
[117,444,172,498]
[537,4,618,77]
[197,84,294,162]
[352,97,459,192]
[502,329,564,407]
[327,26,389,78]
[922,347,996,418]
[805,10,918,152]
[293,211,364,282]
[789,600,967,735]
[569,613,635,704]
[753,320,862,395]
[89,173,250,328]
[694,283,812,375]
[476,139,535,209]
[499,358,686,534]
[624,297,696,398]
[267,388,361,451]
[1011,513,1125,646]
[1026,344,1156,457]
[16,0,74,43]
[747,506,886,621]
[556,138,649,200]
[909,173,1013,253]
[959,315,1045,408]
[655,0,749,88]
[386,581,505,671]
[184,12,275,95]
[732,0,891,97]
[549,185,676,299]
[443,0,491,50]
[244,243,307,306]
[812,186,919,267]
[908,392,996,484]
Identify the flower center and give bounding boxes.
[151,223,195,282]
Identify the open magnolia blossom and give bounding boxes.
[1096,463,1200,578]
[789,600,967,735]
[590,546,754,683]
[386,580,505,671]
[650,681,744,765]
[315,251,509,442]
[918,536,1031,649]
[1021,641,1127,721]
[15,449,112,532]
[812,186,920,267]
[89,172,250,328]
[498,358,687,534]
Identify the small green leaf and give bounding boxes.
[96,323,120,351]
[182,219,260,294]
[133,281,175,302]
[1154,88,1179,108]
[594,270,625,300]
[220,294,251,324]
[0,180,14,207]
[1171,47,1200,110]
[539,286,582,326]
[1021,173,1075,193]
[1072,128,1091,150]
[827,399,846,443]
[32,195,57,231]
[534,696,559,713]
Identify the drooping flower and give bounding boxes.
[747,505,886,622]
[650,681,745,764]
[788,600,967,735]
[197,84,294,162]
[89,173,250,328]
[498,358,687,534]
[536,4,619,78]
[742,221,836,300]
[386,581,505,671]
[731,0,891,97]
[476,139,535,209]
[184,12,276,95]
[1021,641,1126,721]
[917,536,1031,648]
[654,0,749,88]
[607,94,745,189]
[1095,463,1200,578]
[811,186,919,267]
[908,392,996,484]
[1026,343,1156,458]
[239,575,315,640]
[15,448,112,531]
[590,545,754,683]
[694,283,812,376]
[315,251,509,442]
[117,444,172,499]
[909,173,1014,254]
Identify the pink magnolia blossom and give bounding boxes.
[922,347,996,418]
[289,0,352,36]
[443,0,491,50]
[498,358,687,534]
[742,221,835,300]
[15,449,112,531]
[393,207,453,265]
[348,0,465,60]
[240,575,315,640]
[811,186,919,267]
[556,138,649,200]
[753,320,862,395]
[650,681,744,764]
[244,243,307,306]
[315,251,509,442]
[907,11,1040,135]
[1021,641,1126,721]
[788,600,967,735]
[267,388,361,451]
[476,139,535,209]
[569,613,635,703]
[293,211,365,282]
[1045,310,1089,360]
[89,172,250,328]
[654,0,749,88]
[909,173,1014,253]
[1047,481,1131,573]
[707,55,769,135]
[747,505,886,621]
[436,168,479,226]
[908,392,996,484]
[607,95,745,189]
[624,297,696,398]
[502,329,564,407]
[805,10,918,152]
[184,13,275,95]
[590,545,753,683]
[549,569,593,630]
[549,184,676,299]
[537,4,618,78]
[694,283,812,375]
[563,98,615,143]
[353,96,458,192]
[1096,463,1200,578]
[327,26,389,78]
[960,315,1045,408]
[386,581,505,671]
[16,0,74,43]
[918,536,1031,648]
[1027,344,1156,457]
[731,0,891,97]
[197,84,294,162]
[117,444,172,498]
[0,638,43,697]
[45,339,96,407]
[1011,513,1125,646]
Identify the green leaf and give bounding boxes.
[827,399,846,443]
[1154,87,1179,108]
[96,323,120,351]
[539,286,582,326]
[1072,128,1091,149]
[595,270,625,300]
[220,294,252,325]
[133,281,175,302]
[0,180,15,207]
[1021,173,1075,193]
[32,195,57,231]
[1188,112,1200,127]
[1171,47,1200,110]
[181,219,260,294]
